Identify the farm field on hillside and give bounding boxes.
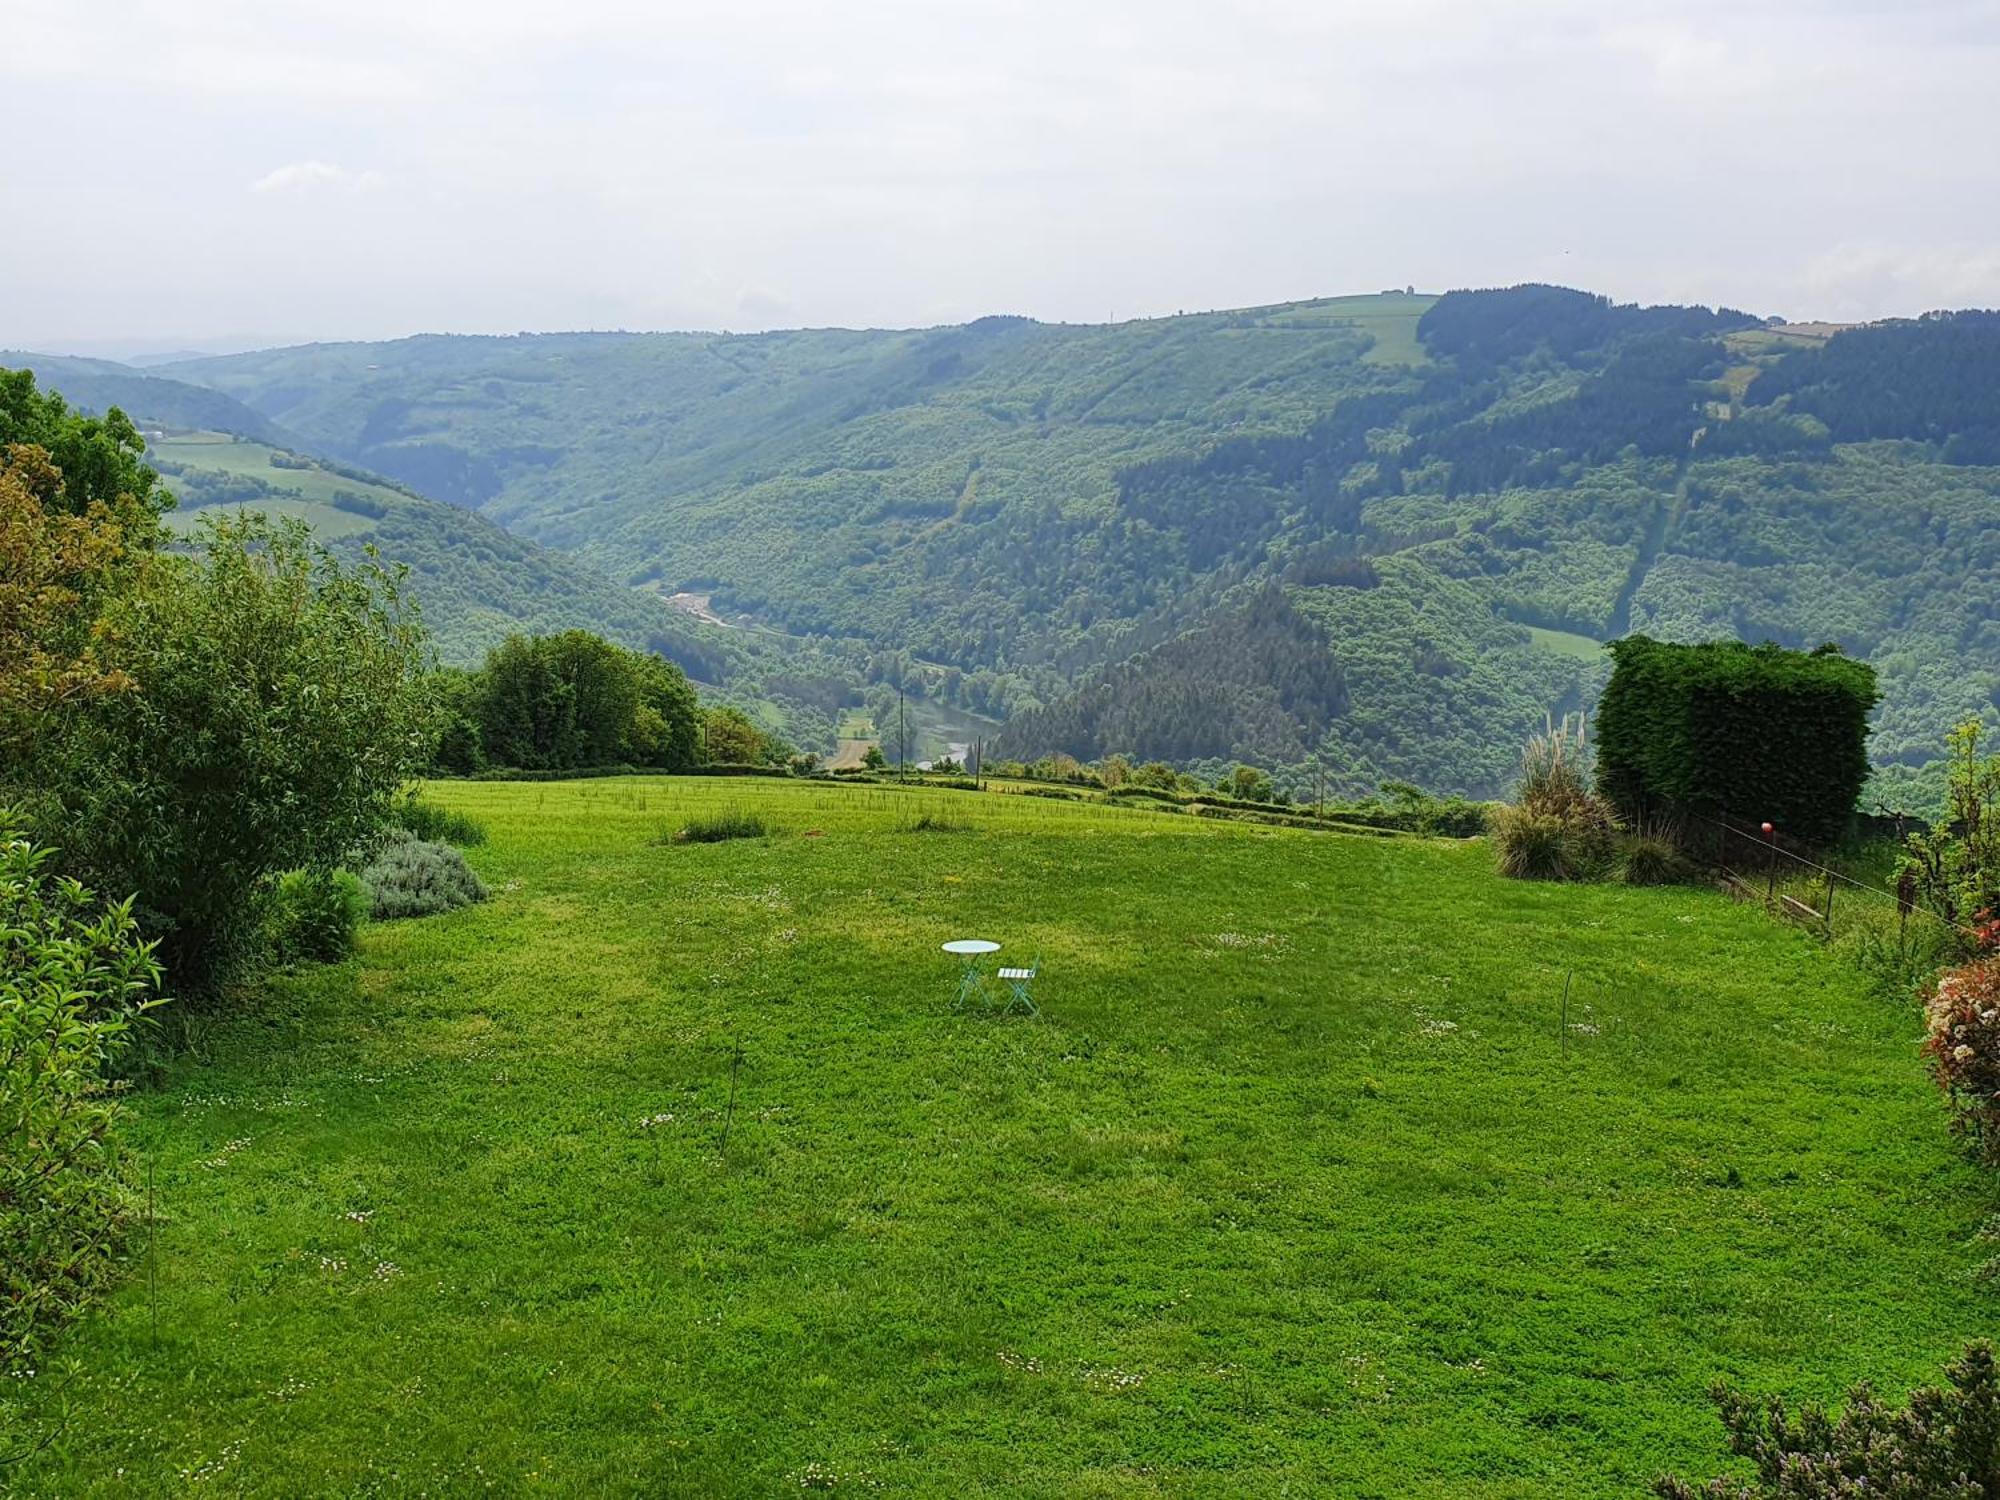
[9,779,1991,1496]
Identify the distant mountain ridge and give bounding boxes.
[42,285,2000,796]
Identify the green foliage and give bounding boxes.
[22,514,435,989]
[1379,781,1491,837]
[703,704,787,767]
[0,368,167,526]
[358,829,489,919]
[1901,720,2000,930]
[1654,1341,2000,1499]
[1746,310,2000,462]
[266,868,369,965]
[671,808,768,843]
[473,630,700,773]
[1228,764,1275,802]
[1621,834,1690,886]
[1494,716,1620,881]
[391,794,487,847]
[426,666,486,775]
[0,820,164,1370]
[1597,636,1878,847]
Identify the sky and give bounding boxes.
[5,0,1998,356]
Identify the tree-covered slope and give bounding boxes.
[151,287,2000,796]
[142,431,746,679]
[157,297,1432,670]
[4,351,302,448]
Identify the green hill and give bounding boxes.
[151,288,2000,796]
[4,350,301,447]
[142,429,750,681]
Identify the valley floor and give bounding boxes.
[9,780,1990,1496]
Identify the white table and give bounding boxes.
[942,939,1000,1009]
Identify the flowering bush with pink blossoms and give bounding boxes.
[1923,957,2000,1164]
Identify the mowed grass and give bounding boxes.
[12,778,1992,1496]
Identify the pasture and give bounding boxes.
[9,777,1988,1496]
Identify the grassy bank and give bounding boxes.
[9,777,1989,1495]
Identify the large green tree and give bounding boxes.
[0,369,166,525]
[24,514,435,988]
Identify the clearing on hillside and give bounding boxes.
[11,778,1987,1496]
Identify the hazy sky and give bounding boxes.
[6,0,1998,354]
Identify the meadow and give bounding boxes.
[9,777,1990,1496]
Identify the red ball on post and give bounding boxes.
[1760,821,1774,837]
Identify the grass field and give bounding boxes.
[154,431,399,541]
[9,778,1991,1496]
[1257,292,1436,365]
[1524,624,1605,662]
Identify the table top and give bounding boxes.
[942,939,1001,956]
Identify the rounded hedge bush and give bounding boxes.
[360,830,489,920]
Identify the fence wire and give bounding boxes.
[1679,808,1979,950]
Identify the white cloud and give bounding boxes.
[1803,244,2000,322]
[249,161,386,196]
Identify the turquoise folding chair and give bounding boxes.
[995,955,1040,1017]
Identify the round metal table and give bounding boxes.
[942,939,1000,1008]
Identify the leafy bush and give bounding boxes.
[1,821,165,1370]
[1596,636,1878,848]
[1923,957,2000,1164]
[1493,717,1619,881]
[392,794,487,847]
[359,830,489,919]
[1901,720,2000,932]
[20,514,433,991]
[266,868,370,965]
[1622,835,1691,886]
[1492,806,1597,880]
[1381,781,1490,837]
[672,809,768,844]
[1653,1340,2000,1498]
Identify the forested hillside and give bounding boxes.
[8,355,875,749]
[143,432,742,676]
[83,289,2000,794]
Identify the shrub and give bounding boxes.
[1922,957,2000,1164]
[1380,782,1490,837]
[1901,719,2000,932]
[1493,717,1620,881]
[1,820,165,1370]
[672,809,768,844]
[266,868,369,964]
[1653,1340,2000,1498]
[22,514,434,992]
[902,813,968,833]
[1597,635,1879,847]
[360,829,489,919]
[392,794,487,847]
[1622,835,1691,886]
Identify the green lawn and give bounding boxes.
[11,778,1990,1495]
[1524,624,1605,662]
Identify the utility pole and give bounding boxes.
[898,689,906,783]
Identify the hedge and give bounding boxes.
[1595,635,1878,846]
